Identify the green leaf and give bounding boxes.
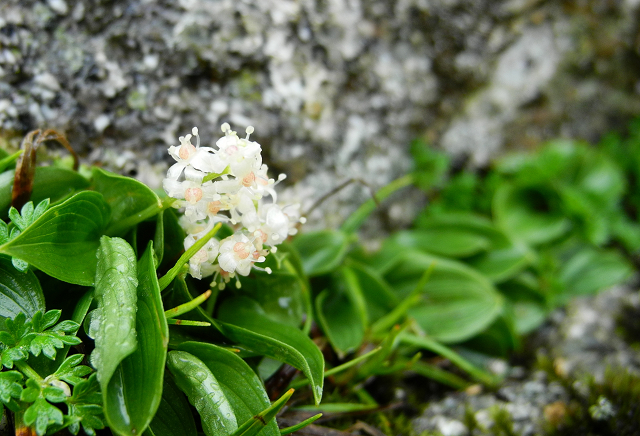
[167,351,238,436]
[102,242,169,436]
[145,375,197,436]
[67,403,105,436]
[280,414,323,435]
[0,255,45,329]
[410,140,450,191]
[0,191,111,286]
[92,167,162,235]
[157,208,186,273]
[291,230,351,277]
[385,251,503,343]
[53,354,92,386]
[8,199,50,232]
[0,150,21,173]
[28,310,81,359]
[23,397,64,436]
[498,274,548,334]
[462,312,519,358]
[493,184,571,246]
[67,374,106,436]
[557,247,632,301]
[346,261,398,322]
[234,253,309,328]
[154,210,165,265]
[316,267,367,356]
[178,342,279,436]
[390,229,491,258]
[216,296,325,405]
[0,371,23,404]
[90,237,138,394]
[467,242,533,283]
[230,388,294,436]
[0,167,90,218]
[316,289,363,356]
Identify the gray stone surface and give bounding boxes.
[2,0,640,227]
[412,285,640,436]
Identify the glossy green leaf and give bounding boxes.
[291,230,351,277]
[178,342,279,436]
[92,167,162,235]
[0,191,110,285]
[0,166,90,217]
[90,237,138,396]
[102,242,169,436]
[167,350,238,436]
[0,255,45,329]
[493,184,571,245]
[216,296,325,405]
[385,251,503,343]
[145,375,197,436]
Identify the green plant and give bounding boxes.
[1,118,639,435]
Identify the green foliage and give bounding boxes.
[0,308,101,436]
[2,120,640,436]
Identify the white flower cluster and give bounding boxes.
[163,123,305,289]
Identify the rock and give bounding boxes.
[412,285,640,435]
[1,0,640,229]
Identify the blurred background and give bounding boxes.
[1,0,640,227]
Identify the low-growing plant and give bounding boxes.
[0,119,639,435]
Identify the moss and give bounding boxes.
[490,406,517,436]
[544,366,640,435]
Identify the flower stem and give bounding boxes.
[158,222,222,291]
[165,290,211,319]
[14,360,43,383]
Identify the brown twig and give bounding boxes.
[11,129,78,210]
[303,178,380,219]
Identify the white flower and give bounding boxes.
[167,128,217,180]
[163,178,218,222]
[163,123,301,286]
[218,232,265,276]
[212,124,262,176]
[184,235,220,279]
